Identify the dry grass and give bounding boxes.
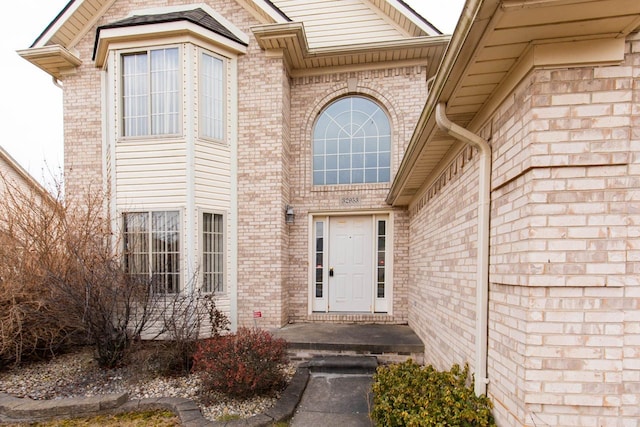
[0,410,180,426]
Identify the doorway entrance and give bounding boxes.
[311,214,389,313]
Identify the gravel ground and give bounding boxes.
[0,347,294,422]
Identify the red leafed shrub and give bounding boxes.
[192,327,289,398]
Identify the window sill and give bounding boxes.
[118,135,184,144]
[310,182,391,193]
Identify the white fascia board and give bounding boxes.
[386,0,442,36]
[250,0,290,24]
[33,0,117,49]
[125,4,250,45]
[32,0,85,48]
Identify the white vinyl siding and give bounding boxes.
[194,142,231,206]
[274,0,406,48]
[107,35,236,327]
[115,140,187,207]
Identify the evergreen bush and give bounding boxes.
[372,360,496,426]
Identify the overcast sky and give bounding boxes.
[0,0,464,187]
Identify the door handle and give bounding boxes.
[329,267,334,277]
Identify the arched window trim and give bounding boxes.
[312,95,392,186]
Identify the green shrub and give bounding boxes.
[192,327,288,398]
[371,360,496,427]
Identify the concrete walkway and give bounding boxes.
[290,355,377,427]
[291,372,374,427]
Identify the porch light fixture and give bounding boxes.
[285,205,295,224]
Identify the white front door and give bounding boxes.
[328,216,373,312]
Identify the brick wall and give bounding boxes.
[409,35,639,426]
[59,0,430,329]
[286,67,427,323]
[408,146,480,370]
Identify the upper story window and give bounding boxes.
[122,47,180,137]
[313,96,391,186]
[200,52,225,140]
[94,7,249,141]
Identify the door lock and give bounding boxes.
[329,267,334,277]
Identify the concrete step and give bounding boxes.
[274,323,425,365]
[302,355,378,374]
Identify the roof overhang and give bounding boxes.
[369,0,442,36]
[0,147,56,205]
[17,45,82,79]
[21,0,284,78]
[387,0,640,207]
[252,22,450,77]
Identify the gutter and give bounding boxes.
[435,102,491,397]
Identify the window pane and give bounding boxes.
[123,212,149,278]
[122,53,149,137]
[313,171,324,185]
[124,211,179,293]
[123,48,179,137]
[151,48,180,135]
[313,156,324,171]
[151,211,180,293]
[202,212,224,293]
[325,170,337,185]
[326,154,338,170]
[339,170,350,184]
[312,96,391,185]
[376,220,386,299]
[201,53,224,140]
[314,221,324,298]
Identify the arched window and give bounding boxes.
[313,96,391,185]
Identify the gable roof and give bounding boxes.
[271,0,440,49]
[19,0,447,79]
[388,0,640,206]
[0,146,52,202]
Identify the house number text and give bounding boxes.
[341,196,360,206]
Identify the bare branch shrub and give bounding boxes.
[135,289,230,375]
[0,174,158,369]
[0,174,79,367]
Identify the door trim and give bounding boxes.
[308,211,393,315]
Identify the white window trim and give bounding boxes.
[307,211,393,315]
[312,96,393,187]
[122,209,183,294]
[197,48,228,144]
[199,209,227,295]
[116,44,184,141]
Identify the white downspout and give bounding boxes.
[435,103,491,396]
